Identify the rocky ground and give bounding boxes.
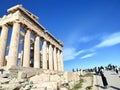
[0,66,61,90]
[0,66,83,90]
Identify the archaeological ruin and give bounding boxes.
[0,5,84,90]
[0,5,64,72]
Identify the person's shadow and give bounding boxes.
[95,85,104,89]
[96,85,120,90]
[110,86,120,90]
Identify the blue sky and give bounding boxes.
[0,0,120,71]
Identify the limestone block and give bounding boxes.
[0,77,10,84]
[8,83,22,90]
[64,72,80,82]
[37,87,46,90]
[50,74,65,86]
[80,70,86,76]
[30,75,40,84]
[26,70,38,78]
[39,73,50,81]
[30,73,50,84]
[37,82,57,90]
[17,71,27,79]
[24,85,31,90]
[50,74,60,82]
[60,87,68,90]
[69,81,75,89]
[1,73,9,78]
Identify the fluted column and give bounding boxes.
[23,30,30,67]
[0,24,9,67]
[34,36,40,68]
[53,46,57,71]
[42,39,47,69]
[57,49,60,71]
[7,22,20,67]
[60,51,64,72]
[48,44,53,70]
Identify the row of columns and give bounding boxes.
[0,22,63,72]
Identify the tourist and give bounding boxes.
[100,71,108,89]
[115,68,119,74]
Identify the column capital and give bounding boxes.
[12,20,21,24]
[1,23,10,29]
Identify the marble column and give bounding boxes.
[48,43,53,70]
[57,49,60,71]
[7,22,20,67]
[23,30,30,67]
[34,36,40,68]
[60,51,64,72]
[42,39,47,69]
[53,46,57,71]
[0,24,9,67]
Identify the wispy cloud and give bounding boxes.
[95,32,120,48]
[63,30,120,61]
[63,47,85,61]
[80,53,96,59]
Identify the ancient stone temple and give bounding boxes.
[0,5,64,72]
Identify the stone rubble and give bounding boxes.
[0,66,85,90]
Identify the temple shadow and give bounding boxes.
[95,85,104,89]
[110,86,120,90]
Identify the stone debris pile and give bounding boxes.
[0,66,85,90]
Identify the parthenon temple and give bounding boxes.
[0,5,64,72]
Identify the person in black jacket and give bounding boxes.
[115,68,119,74]
[100,71,108,89]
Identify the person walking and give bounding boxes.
[100,71,108,89]
[115,68,119,74]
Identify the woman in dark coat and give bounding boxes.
[115,68,119,74]
[100,72,108,88]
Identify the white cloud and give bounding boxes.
[74,50,85,56]
[95,32,120,48]
[80,53,96,59]
[63,32,120,61]
[63,47,85,61]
